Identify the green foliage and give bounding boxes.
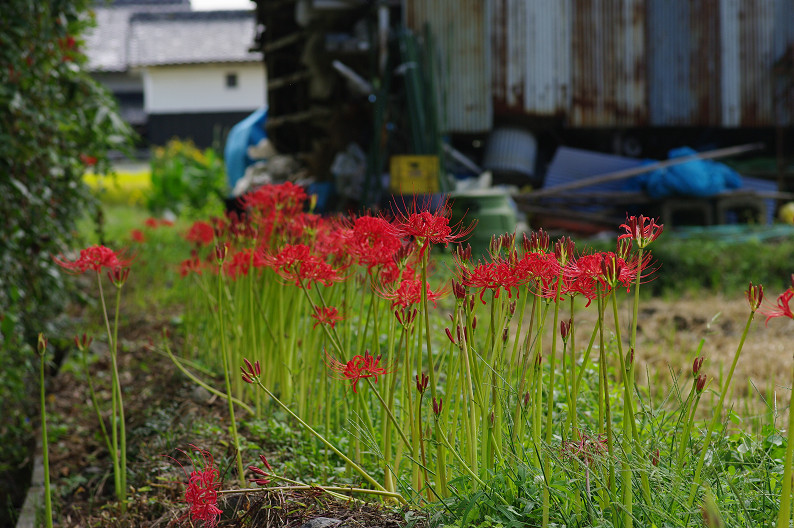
[146,139,227,218]
[0,1,132,523]
[0,0,133,346]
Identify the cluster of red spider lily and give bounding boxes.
[176,182,660,316]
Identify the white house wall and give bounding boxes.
[142,62,266,114]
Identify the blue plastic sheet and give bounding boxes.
[223,107,268,196]
[629,146,743,199]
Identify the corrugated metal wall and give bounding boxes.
[491,0,570,119]
[406,0,794,131]
[403,0,492,133]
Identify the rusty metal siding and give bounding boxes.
[408,0,794,131]
[647,1,722,126]
[571,0,647,127]
[491,0,571,118]
[403,0,492,133]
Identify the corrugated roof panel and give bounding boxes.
[571,0,647,127]
[404,0,492,133]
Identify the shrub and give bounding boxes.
[0,1,132,523]
[146,139,227,218]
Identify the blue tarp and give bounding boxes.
[224,107,268,196]
[627,146,743,199]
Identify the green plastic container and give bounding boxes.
[449,189,517,256]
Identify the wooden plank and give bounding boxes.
[531,142,765,198]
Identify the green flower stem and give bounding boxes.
[420,250,437,400]
[111,284,127,505]
[609,292,633,528]
[364,377,413,455]
[542,280,563,528]
[38,339,53,528]
[775,356,794,528]
[218,270,245,487]
[219,484,404,501]
[686,309,755,511]
[81,346,113,455]
[96,274,124,510]
[252,378,396,498]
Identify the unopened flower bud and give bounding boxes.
[522,391,530,408]
[560,319,572,342]
[452,280,466,300]
[37,333,47,355]
[416,372,429,394]
[456,325,462,342]
[456,243,472,263]
[489,411,495,426]
[472,316,477,331]
[489,235,501,254]
[692,356,704,376]
[509,301,516,316]
[502,327,509,343]
[745,282,764,312]
[108,266,130,287]
[432,396,443,417]
[445,327,456,344]
[626,347,634,367]
[214,242,228,263]
[696,373,707,393]
[651,448,660,467]
[617,238,632,260]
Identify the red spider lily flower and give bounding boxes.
[79,153,97,166]
[759,288,793,324]
[391,195,475,255]
[376,276,446,309]
[53,245,132,274]
[180,250,204,277]
[144,217,159,229]
[261,244,346,288]
[344,215,403,271]
[130,229,145,243]
[311,306,344,329]
[745,282,765,313]
[242,181,308,217]
[325,350,389,393]
[461,258,525,303]
[223,248,264,279]
[618,214,663,249]
[165,445,223,528]
[185,220,215,246]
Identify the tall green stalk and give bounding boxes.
[37,334,53,528]
[685,306,757,512]
[775,356,794,528]
[217,262,245,487]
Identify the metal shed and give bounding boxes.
[403,0,794,133]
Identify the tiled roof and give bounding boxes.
[85,1,190,72]
[128,10,261,67]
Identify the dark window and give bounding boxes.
[226,73,238,88]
